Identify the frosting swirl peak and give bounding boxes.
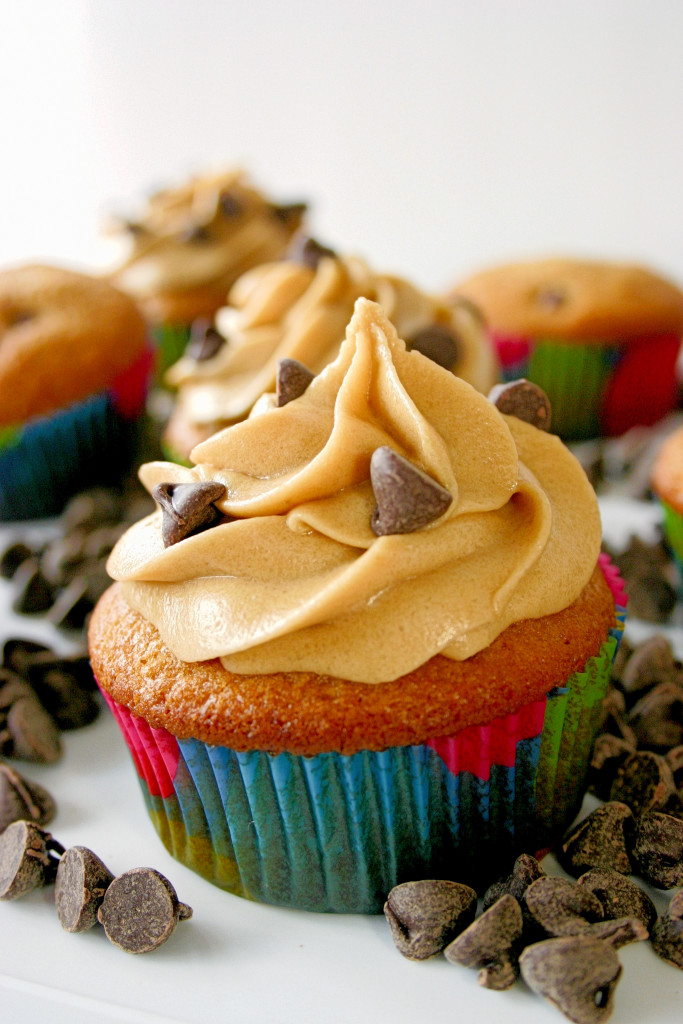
[108,299,601,682]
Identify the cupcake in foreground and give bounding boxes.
[105,168,307,373]
[89,298,625,913]
[0,264,152,521]
[163,236,498,460]
[452,257,683,440]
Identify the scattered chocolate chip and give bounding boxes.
[577,869,657,932]
[628,684,683,753]
[152,481,227,547]
[0,821,64,900]
[271,201,307,227]
[587,735,635,802]
[609,750,677,815]
[0,763,56,832]
[218,191,243,218]
[7,697,62,764]
[444,894,523,990]
[383,879,477,961]
[40,533,85,586]
[588,916,649,950]
[519,935,622,1024]
[557,802,635,877]
[631,812,683,889]
[26,660,99,731]
[286,234,336,269]
[524,876,604,938]
[482,853,546,910]
[2,639,51,675]
[667,745,683,788]
[488,379,552,431]
[595,689,637,747]
[0,542,33,580]
[11,559,54,615]
[61,488,123,532]
[46,576,92,631]
[276,358,315,407]
[370,447,452,536]
[406,324,461,370]
[97,867,193,954]
[55,846,116,933]
[0,670,34,710]
[651,911,683,970]
[185,318,227,362]
[607,538,676,623]
[618,634,677,698]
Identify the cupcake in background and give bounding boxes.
[651,424,683,577]
[452,257,683,440]
[90,298,624,913]
[105,168,307,374]
[163,235,498,461]
[0,264,153,520]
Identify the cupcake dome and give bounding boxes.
[0,264,152,520]
[90,299,624,912]
[452,257,683,439]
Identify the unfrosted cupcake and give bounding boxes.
[106,168,307,374]
[452,257,683,440]
[163,236,498,460]
[0,264,152,520]
[651,424,683,574]
[89,299,624,913]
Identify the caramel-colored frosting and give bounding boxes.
[165,254,498,432]
[108,299,601,684]
[107,169,305,305]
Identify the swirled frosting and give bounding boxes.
[107,169,305,307]
[165,252,498,439]
[108,298,601,684]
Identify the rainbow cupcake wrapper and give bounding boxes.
[0,346,153,521]
[151,324,192,382]
[658,499,683,587]
[101,557,626,914]
[491,330,681,440]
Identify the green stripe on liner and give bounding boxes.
[0,425,21,451]
[528,340,615,440]
[661,500,683,563]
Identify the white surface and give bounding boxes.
[2,2,683,291]
[0,501,682,1024]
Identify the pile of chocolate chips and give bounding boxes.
[1,484,155,632]
[0,810,192,954]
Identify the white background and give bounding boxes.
[2,1,683,292]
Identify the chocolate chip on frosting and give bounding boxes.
[276,358,315,407]
[406,323,461,370]
[370,447,452,536]
[489,379,552,431]
[152,482,228,548]
[185,318,227,362]
[286,234,336,269]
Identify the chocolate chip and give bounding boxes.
[519,935,622,1024]
[666,745,683,789]
[152,481,227,548]
[383,879,477,961]
[651,912,683,970]
[271,202,307,227]
[61,488,122,531]
[46,576,93,631]
[40,533,85,586]
[631,812,683,889]
[488,379,552,431]
[0,821,64,900]
[55,846,116,933]
[406,324,461,370]
[185,318,227,362]
[628,684,683,753]
[370,447,452,536]
[0,763,56,832]
[524,876,604,938]
[577,869,657,932]
[0,543,33,580]
[595,689,636,747]
[609,751,677,815]
[619,634,677,698]
[27,661,100,731]
[97,868,193,954]
[444,894,523,989]
[0,670,34,710]
[286,234,336,269]
[482,853,546,910]
[7,697,62,764]
[587,735,635,802]
[276,358,315,407]
[2,639,51,675]
[557,802,635,877]
[11,559,54,614]
[588,916,649,950]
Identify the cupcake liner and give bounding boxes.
[0,347,153,521]
[99,560,626,914]
[151,324,192,381]
[658,499,683,588]
[490,329,681,440]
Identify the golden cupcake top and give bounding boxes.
[106,169,306,314]
[108,298,601,684]
[453,257,683,340]
[0,264,147,426]
[164,237,498,442]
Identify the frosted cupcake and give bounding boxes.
[452,257,683,439]
[90,299,624,912]
[163,237,498,460]
[0,264,152,520]
[106,169,307,374]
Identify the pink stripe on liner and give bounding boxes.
[109,344,155,418]
[100,686,179,798]
[427,697,547,780]
[598,551,628,608]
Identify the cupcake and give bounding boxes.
[651,424,683,573]
[452,257,683,440]
[163,236,498,461]
[0,264,153,521]
[106,169,307,374]
[89,298,625,913]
